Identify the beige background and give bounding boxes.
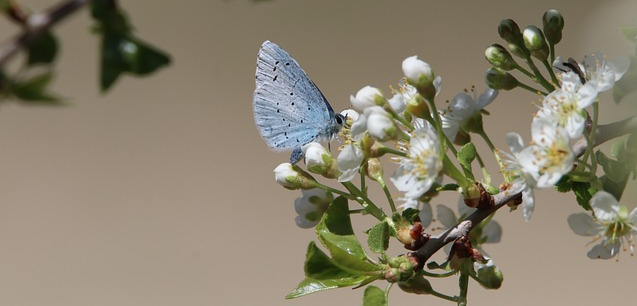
[0,0,636,305]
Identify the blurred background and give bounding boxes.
[0,0,636,305]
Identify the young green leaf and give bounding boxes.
[457,142,477,180]
[316,197,382,273]
[27,32,58,65]
[367,221,390,253]
[363,286,387,306]
[286,242,373,299]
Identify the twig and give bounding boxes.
[0,0,94,67]
[414,115,637,263]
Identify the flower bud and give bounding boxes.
[402,56,437,99]
[398,274,433,295]
[498,19,530,58]
[364,158,384,183]
[542,9,564,45]
[350,86,385,112]
[523,26,549,60]
[485,44,517,71]
[365,106,398,141]
[302,142,339,179]
[474,258,503,289]
[274,163,316,190]
[294,189,332,228]
[485,68,518,90]
[405,93,430,119]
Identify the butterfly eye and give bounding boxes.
[335,114,345,126]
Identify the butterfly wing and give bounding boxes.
[253,41,335,151]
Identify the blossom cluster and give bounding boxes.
[501,53,629,221]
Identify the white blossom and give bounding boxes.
[568,191,637,259]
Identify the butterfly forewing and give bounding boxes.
[253,41,334,151]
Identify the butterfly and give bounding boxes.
[253,41,345,164]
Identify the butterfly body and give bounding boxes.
[253,41,344,164]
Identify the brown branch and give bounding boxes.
[0,0,95,67]
[413,115,637,264]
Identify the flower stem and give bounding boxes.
[314,183,357,201]
[443,154,471,190]
[378,146,407,157]
[429,288,458,303]
[516,80,548,96]
[458,268,470,306]
[542,58,559,85]
[378,179,397,213]
[524,56,555,92]
[341,181,386,221]
[420,269,457,278]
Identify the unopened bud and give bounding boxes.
[485,44,517,71]
[498,19,530,58]
[542,9,564,45]
[485,68,518,90]
[523,26,549,60]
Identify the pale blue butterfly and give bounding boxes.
[253,41,345,164]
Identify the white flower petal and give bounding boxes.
[567,213,597,236]
[587,240,621,259]
[419,202,433,229]
[590,191,620,222]
[436,204,457,229]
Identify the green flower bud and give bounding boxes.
[475,259,504,289]
[273,163,317,190]
[485,44,517,71]
[523,26,549,60]
[405,93,430,119]
[485,68,518,90]
[542,9,564,45]
[398,274,433,295]
[364,158,384,183]
[498,19,530,58]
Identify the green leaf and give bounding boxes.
[401,208,420,222]
[613,55,637,103]
[437,183,460,191]
[555,176,572,193]
[0,0,8,10]
[92,2,171,92]
[367,221,390,253]
[10,69,63,105]
[572,181,594,211]
[363,286,387,306]
[316,197,381,273]
[286,242,372,299]
[620,26,637,42]
[27,32,58,65]
[457,143,477,180]
[596,150,626,183]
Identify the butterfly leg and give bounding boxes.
[290,147,304,164]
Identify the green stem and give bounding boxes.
[458,268,469,306]
[524,56,555,92]
[443,154,471,190]
[590,103,600,173]
[516,80,548,96]
[387,107,415,131]
[424,96,449,157]
[477,128,496,153]
[379,179,397,213]
[379,146,407,157]
[341,181,386,221]
[429,288,458,303]
[549,43,555,65]
[349,209,366,214]
[542,58,559,85]
[315,183,357,201]
[420,269,457,278]
[514,64,535,79]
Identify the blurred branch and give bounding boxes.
[0,0,94,67]
[413,114,637,264]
